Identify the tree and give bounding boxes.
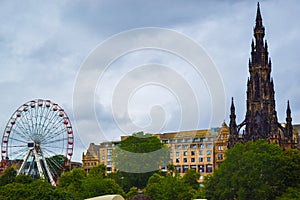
[81,176,125,199]
[0,167,17,186]
[145,173,195,200]
[126,186,138,199]
[205,140,300,200]
[182,169,200,190]
[15,174,33,184]
[113,132,169,189]
[276,187,300,200]
[58,168,86,199]
[88,164,107,178]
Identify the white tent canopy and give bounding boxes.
[85,195,125,200]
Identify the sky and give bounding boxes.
[0,0,300,161]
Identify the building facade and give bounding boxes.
[228,3,299,149]
[82,141,120,173]
[82,127,230,180]
[156,129,217,180]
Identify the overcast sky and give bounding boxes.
[1,0,299,161]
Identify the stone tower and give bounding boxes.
[228,3,297,149]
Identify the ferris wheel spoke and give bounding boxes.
[11,126,32,141]
[43,152,65,171]
[13,120,30,138]
[8,147,28,159]
[23,111,35,135]
[40,128,66,143]
[43,146,65,150]
[40,110,60,136]
[21,115,34,137]
[8,145,27,148]
[42,118,64,139]
[43,137,68,146]
[43,147,64,157]
[9,136,29,144]
[14,115,32,137]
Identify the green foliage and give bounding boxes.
[182,169,200,190]
[15,174,33,184]
[0,167,17,186]
[0,165,126,199]
[81,176,125,199]
[276,187,300,200]
[88,164,106,178]
[279,149,300,188]
[126,186,139,199]
[58,168,86,199]
[113,132,169,190]
[145,173,196,200]
[205,140,300,200]
[0,179,69,200]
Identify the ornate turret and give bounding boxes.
[285,101,293,139]
[228,98,238,148]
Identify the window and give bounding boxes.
[176,152,180,157]
[191,151,195,156]
[183,151,188,156]
[169,146,173,150]
[107,149,112,155]
[177,139,183,143]
[183,158,187,163]
[198,165,204,173]
[199,150,203,155]
[218,145,223,151]
[206,164,213,173]
[199,157,203,162]
[191,144,197,149]
[207,157,211,162]
[175,166,181,173]
[102,150,105,154]
[200,144,204,149]
[176,158,180,163]
[207,143,213,149]
[186,138,192,143]
[162,140,169,144]
[184,145,189,149]
[207,150,211,155]
[170,152,173,157]
[191,158,195,162]
[107,155,111,160]
[183,165,189,173]
[176,145,182,150]
[102,156,105,160]
[193,138,200,142]
[218,153,223,160]
[191,165,197,170]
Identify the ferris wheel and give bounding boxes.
[1,99,74,186]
